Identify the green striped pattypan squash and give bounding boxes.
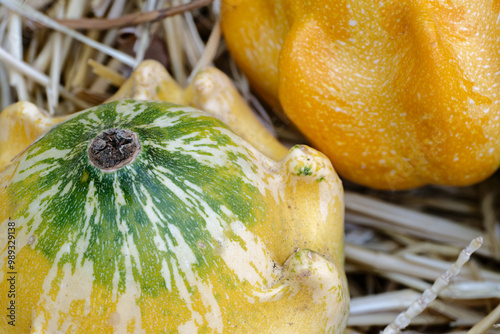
[0,98,348,333]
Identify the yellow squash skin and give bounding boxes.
[0,63,348,333]
[221,0,500,189]
[0,102,65,171]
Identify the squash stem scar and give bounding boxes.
[88,128,141,172]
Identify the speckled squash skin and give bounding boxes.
[0,99,348,333]
[221,0,500,189]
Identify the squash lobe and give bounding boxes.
[222,0,500,189]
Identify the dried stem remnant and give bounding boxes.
[88,128,141,172]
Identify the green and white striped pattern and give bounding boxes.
[1,100,283,331]
[0,99,348,333]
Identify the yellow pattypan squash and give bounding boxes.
[0,61,348,333]
[221,0,500,189]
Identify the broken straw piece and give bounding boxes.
[382,237,483,334]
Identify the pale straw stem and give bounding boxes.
[135,0,157,64]
[162,0,187,85]
[481,187,500,260]
[7,13,28,100]
[467,303,500,334]
[0,0,137,67]
[0,46,91,109]
[187,18,220,83]
[382,237,483,334]
[345,192,492,257]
